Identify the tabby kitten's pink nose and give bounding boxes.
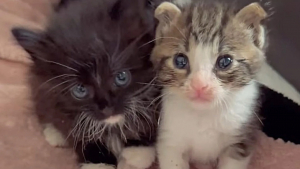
[190,77,212,101]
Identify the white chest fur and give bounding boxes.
[157,82,259,165]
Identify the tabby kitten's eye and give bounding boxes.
[216,55,233,70]
[174,53,189,69]
[115,70,131,87]
[71,84,89,99]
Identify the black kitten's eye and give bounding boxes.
[174,53,189,69]
[115,70,131,87]
[216,55,233,70]
[71,84,89,99]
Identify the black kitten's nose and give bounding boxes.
[102,107,113,116]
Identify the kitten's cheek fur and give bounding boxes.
[43,123,68,147]
[80,163,115,169]
[117,146,155,169]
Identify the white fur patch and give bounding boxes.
[104,115,123,125]
[80,163,115,169]
[117,147,155,169]
[43,123,67,147]
[157,81,258,169]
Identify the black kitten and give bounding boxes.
[12,0,162,168]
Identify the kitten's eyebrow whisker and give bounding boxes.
[60,82,77,94]
[45,79,76,94]
[35,56,79,73]
[68,57,85,67]
[39,74,77,90]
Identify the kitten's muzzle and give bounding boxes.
[188,76,214,102]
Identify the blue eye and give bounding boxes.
[115,70,131,87]
[71,84,88,99]
[217,55,233,70]
[174,53,189,69]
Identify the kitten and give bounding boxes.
[151,1,267,169]
[11,0,162,168]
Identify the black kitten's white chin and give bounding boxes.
[104,115,124,125]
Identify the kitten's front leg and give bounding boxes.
[157,142,189,169]
[117,146,155,169]
[43,123,68,147]
[218,143,253,169]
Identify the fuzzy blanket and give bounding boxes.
[1,0,300,169]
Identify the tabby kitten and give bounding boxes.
[11,0,161,168]
[151,1,267,169]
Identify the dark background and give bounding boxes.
[234,0,300,92]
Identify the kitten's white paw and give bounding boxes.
[117,146,155,169]
[80,163,115,169]
[43,123,67,147]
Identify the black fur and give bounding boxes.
[259,84,300,144]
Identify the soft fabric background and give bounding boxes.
[0,0,78,168]
[1,0,300,169]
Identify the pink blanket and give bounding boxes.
[0,0,300,169]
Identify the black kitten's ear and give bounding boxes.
[11,27,42,60]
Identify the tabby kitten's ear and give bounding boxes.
[154,2,181,39]
[235,3,267,49]
[11,27,42,61]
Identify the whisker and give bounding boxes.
[254,112,264,126]
[68,58,86,68]
[45,79,76,94]
[38,74,77,89]
[36,56,79,72]
[139,37,185,48]
[60,82,77,94]
[68,112,85,148]
[118,123,127,141]
[137,82,170,88]
[147,93,167,108]
[165,15,187,42]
